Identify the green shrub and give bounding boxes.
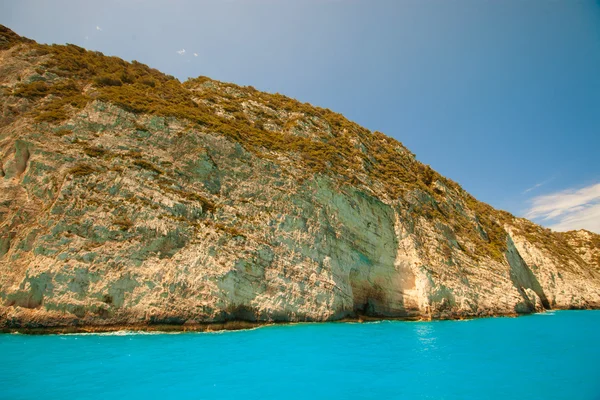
[215,223,245,238]
[0,25,34,50]
[132,160,163,175]
[13,81,50,98]
[53,128,72,137]
[113,215,133,231]
[158,182,217,213]
[68,163,96,176]
[94,76,123,87]
[84,147,107,158]
[140,78,156,87]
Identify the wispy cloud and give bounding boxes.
[523,182,544,194]
[194,53,198,57]
[96,26,102,31]
[177,48,186,55]
[523,177,554,194]
[524,182,600,233]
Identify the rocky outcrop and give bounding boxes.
[0,26,599,332]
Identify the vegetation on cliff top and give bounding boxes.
[1,25,514,261]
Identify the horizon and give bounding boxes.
[1,0,599,233]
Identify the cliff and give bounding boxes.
[1,25,599,332]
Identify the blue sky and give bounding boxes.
[2,0,599,232]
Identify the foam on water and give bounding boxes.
[65,330,176,336]
[534,311,556,316]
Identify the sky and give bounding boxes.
[1,0,599,233]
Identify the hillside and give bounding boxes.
[1,25,599,332]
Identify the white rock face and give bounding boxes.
[0,33,599,331]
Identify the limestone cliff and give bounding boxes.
[1,26,599,332]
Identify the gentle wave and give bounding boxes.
[62,330,184,336]
[535,311,556,316]
[61,324,274,336]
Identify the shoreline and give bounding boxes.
[3,308,597,335]
[0,310,559,335]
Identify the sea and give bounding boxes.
[1,310,599,400]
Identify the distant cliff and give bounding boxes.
[1,25,599,332]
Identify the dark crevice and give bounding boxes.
[506,235,551,310]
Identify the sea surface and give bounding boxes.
[1,310,599,400]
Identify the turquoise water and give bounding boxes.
[1,311,599,400]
